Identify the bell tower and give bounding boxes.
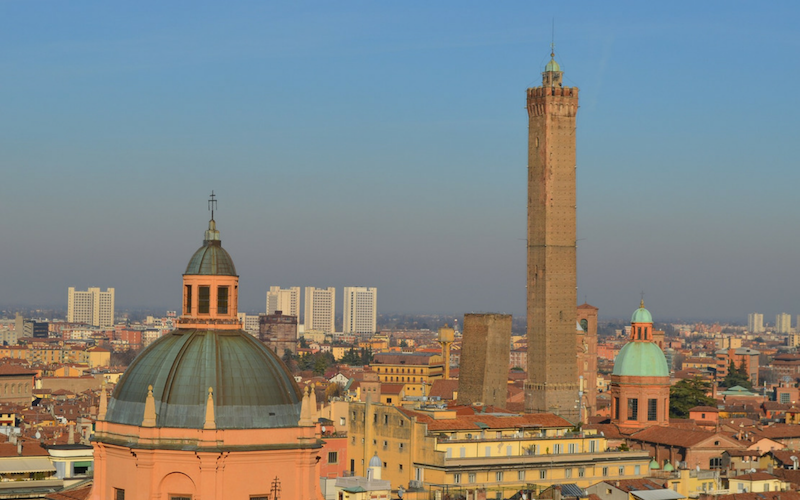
[524,49,580,421]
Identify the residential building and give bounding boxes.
[347,401,651,499]
[371,352,444,398]
[776,313,791,334]
[67,287,115,327]
[747,313,764,334]
[266,286,300,317]
[343,287,377,335]
[305,287,336,333]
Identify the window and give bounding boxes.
[384,415,389,425]
[399,419,404,427]
[485,446,491,457]
[506,446,512,456]
[589,440,597,453]
[614,398,620,420]
[539,470,546,480]
[602,467,609,477]
[568,443,577,453]
[185,285,192,314]
[565,468,572,478]
[469,473,476,483]
[618,466,625,476]
[553,444,562,454]
[114,489,125,500]
[383,441,388,450]
[251,497,268,500]
[198,286,210,314]
[453,473,461,484]
[578,467,585,477]
[399,443,404,452]
[328,452,338,464]
[340,417,346,426]
[460,447,465,458]
[217,286,228,314]
[170,497,191,500]
[709,457,723,469]
[781,393,791,404]
[373,414,378,424]
[634,465,640,475]
[628,398,638,420]
[495,471,503,482]
[518,471,525,481]
[647,399,658,421]
[399,464,403,471]
[446,448,452,458]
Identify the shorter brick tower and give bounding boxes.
[610,301,670,430]
[457,314,511,408]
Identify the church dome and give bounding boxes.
[184,220,237,276]
[545,58,560,72]
[631,305,653,324]
[369,453,383,468]
[612,342,669,378]
[106,328,302,429]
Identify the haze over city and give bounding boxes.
[3,2,799,321]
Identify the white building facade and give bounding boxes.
[343,287,377,335]
[747,313,764,334]
[266,286,300,317]
[304,287,335,333]
[67,287,115,327]
[776,313,792,334]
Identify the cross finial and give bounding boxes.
[640,291,645,309]
[208,191,217,220]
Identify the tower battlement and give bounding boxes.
[527,87,579,118]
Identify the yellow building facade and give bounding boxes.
[348,401,651,499]
[371,353,444,398]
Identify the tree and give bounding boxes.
[340,348,362,366]
[722,360,752,390]
[360,347,373,365]
[669,377,716,419]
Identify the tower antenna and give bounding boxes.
[208,191,217,221]
[551,18,555,57]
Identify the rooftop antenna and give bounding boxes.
[551,18,555,58]
[208,191,217,221]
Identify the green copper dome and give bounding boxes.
[649,459,660,470]
[663,462,675,472]
[184,219,237,276]
[545,58,560,72]
[612,342,669,378]
[631,302,653,323]
[106,329,302,429]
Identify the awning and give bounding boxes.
[0,457,56,474]
[72,461,92,468]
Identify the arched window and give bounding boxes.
[580,319,588,332]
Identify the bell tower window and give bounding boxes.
[198,286,210,314]
[217,286,229,314]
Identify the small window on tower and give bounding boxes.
[217,286,229,314]
[198,286,210,314]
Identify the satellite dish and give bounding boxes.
[34,430,41,439]
[321,426,326,433]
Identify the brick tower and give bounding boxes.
[524,49,580,421]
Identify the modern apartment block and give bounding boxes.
[67,287,115,327]
[776,313,792,334]
[343,286,377,335]
[747,313,764,334]
[304,286,335,333]
[266,286,300,317]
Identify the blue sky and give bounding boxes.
[2,2,799,322]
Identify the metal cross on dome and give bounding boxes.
[208,191,217,220]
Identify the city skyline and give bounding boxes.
[3,2,800,321]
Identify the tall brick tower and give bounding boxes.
[524,49,580,421]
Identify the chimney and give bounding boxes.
[16,441,21,456]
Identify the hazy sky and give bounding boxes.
[2,2,799,322]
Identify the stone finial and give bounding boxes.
[142,384,157,427]
[298,385,313,427]
[98,380,108,421]
[203,387,216,430]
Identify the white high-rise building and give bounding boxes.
[266,286,300,317]
[343,286,377,335]
[776,313,792,334]
[67,287,115,327]
[304,287,335,333]
[747,313,764,334]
